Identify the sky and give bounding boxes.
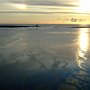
[0,0,90,24]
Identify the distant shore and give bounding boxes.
[69,24,90,28]
[0,25,39,28]
[70,26,90,28]
[0,24,90,28]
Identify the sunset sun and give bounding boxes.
[79,0,90,12]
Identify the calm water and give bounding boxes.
[0,24,90,90]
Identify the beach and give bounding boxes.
[0,24,90,90]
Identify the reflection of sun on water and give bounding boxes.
[76,28,89,70]
[79,28,89,52]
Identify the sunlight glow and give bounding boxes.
[11,3,27,10]
[76,28,89,70]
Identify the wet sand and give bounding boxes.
[0,25,90,90]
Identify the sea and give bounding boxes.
[0,24,90,90]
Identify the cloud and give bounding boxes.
[0,11,90,15]
[10,0,77,7]
[1,0,89,15]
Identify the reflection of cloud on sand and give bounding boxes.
[47,31,78,35]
